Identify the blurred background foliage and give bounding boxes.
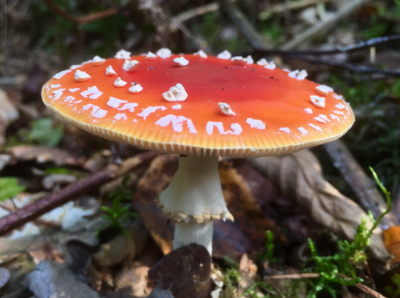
[1,0,400,195]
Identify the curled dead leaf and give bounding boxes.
[0,89,19,147]
[248,150,390,263]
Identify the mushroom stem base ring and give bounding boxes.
[158,155,234,255]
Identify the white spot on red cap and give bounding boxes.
[80,86,103,99]
[82,104,107,118]
[217,50,231,60]
[297,127,308,135]
[318,114,330,122]
[63,96,75,103]
[115,49,131,59]
[70,64,83,70]
[51,84,61,88]
[245,55,254,64]
[69,88,80,93]
[106,65,117,76]
[206,122,242,135]
[107,97,138,112]
[92,56,105,66]
[193,50,207,58]
[172,104,182,110]
[289,70,307,80]
[114,77,127,88]
[155,115,197,134]
[173,57,189,66]
[231,56,247,66]
[162,84,188,102]
[257,59,276,69]
[335,103,346,109]
[218,102,236,116]
[129,83,143,93]
[333,94,343,100]
[310,95,325,108]
[53,69,71,79]
[304,108,313,114]
[52,89,65,100]
[334,110,346,118]
[123,60,140,72]
[75,70,91,82]
[246,118,265,130]
[156,48,172,59]
[309,123,322,131]
[314,117,326,123]
[137,106,167,120]
[330,114,340,120]
[279,127,291,134]
[316,85,333,95]
[114,113,127,121]
[146,52,157,60]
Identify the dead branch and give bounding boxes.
[172,2,220,27]
[323,140,398,227]
[0,151,158,237]
[259,0,331,20]
[281,0,370,50]
[42,0,120,26]
[220,0,269,50]
[287,55,400,77]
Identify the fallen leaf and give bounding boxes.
[383,226,400,265]
[248,150,390,263]
[25,260,99,298]
[6,145,83,166]
[0,177,26,201]
[0,89,19,147]
[0,268,10,288]
[148,244,211,298]
[215,161,283,259]
[93,219,149,267]
[115,264,152,298]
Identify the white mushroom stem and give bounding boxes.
[174,221,213,254]
[159,156,232,255]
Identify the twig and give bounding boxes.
[264,273,321,280]
[0,151,158,236]
[253,34,400,56]
[220,0,269,50]
[281,0,370,50]
[287,55,400,77]
[42,0,119,26]
[259,0,331,20]
[264,273,387,298]
[172,2,220,28]
[323,140,398,228]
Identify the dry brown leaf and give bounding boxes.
[0,89,19,146]
[6,145,83,166]
[248,150,390,263]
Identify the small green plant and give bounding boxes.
[100,176,136,231]
[0,177,26,201]
[304,167,392,297]
[241,167,391,298]
[23,118,64,147]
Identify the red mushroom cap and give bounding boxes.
[42,52,355,157]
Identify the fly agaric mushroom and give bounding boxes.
[42,50,355,254]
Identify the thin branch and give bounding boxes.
[288,55,400,77]
[220,0,270,50]
[281,0,370,50]
[42,0,119,26]
[259,0,331,21]
[253,34,400,56]
[0,151,158,236]
[172,2,220,27]
[323,140,398,227]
